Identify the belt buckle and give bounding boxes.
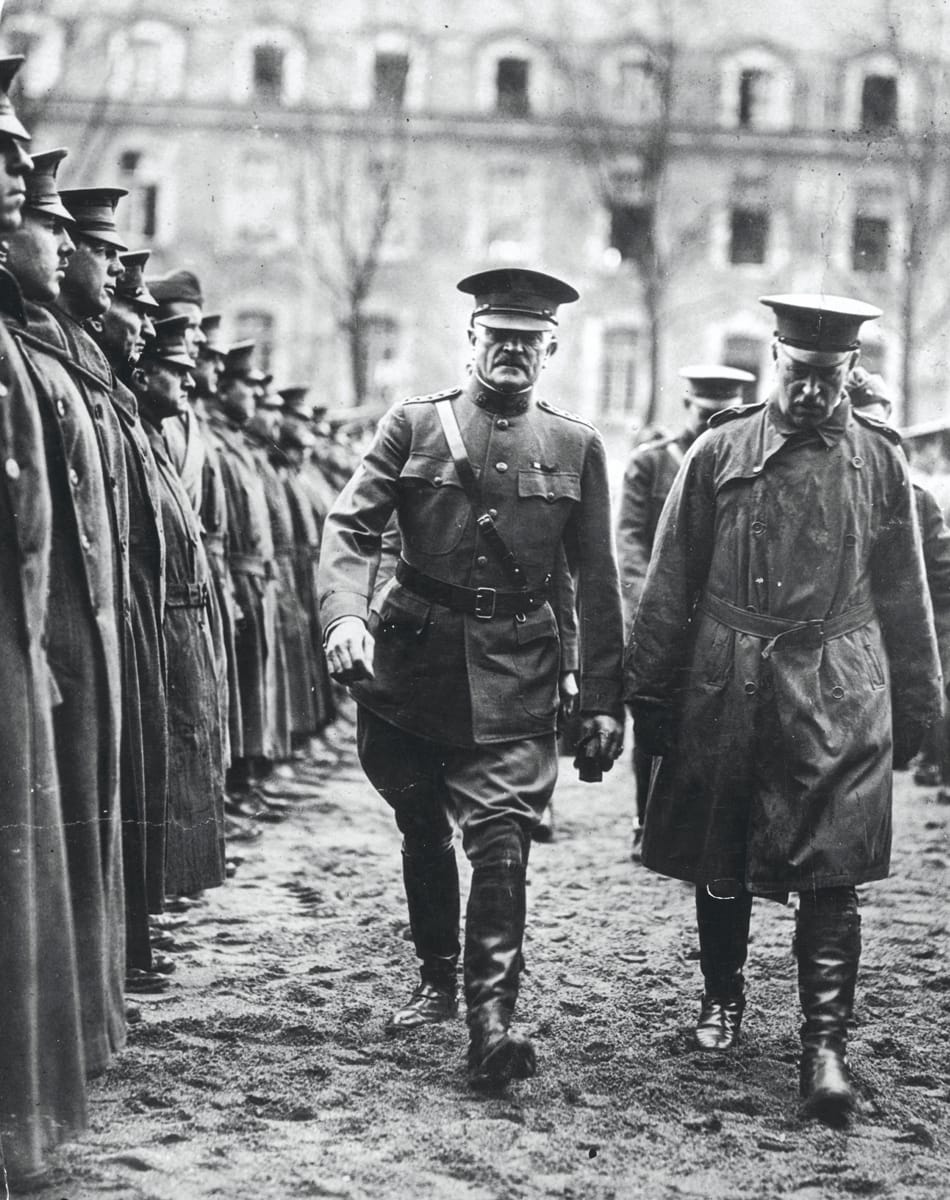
[803,619,824,649]
[474,587,496,620]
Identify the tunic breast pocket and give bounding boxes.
[516,470,581,561]
[398,455,469,556]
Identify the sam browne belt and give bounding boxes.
[396,558,549,621]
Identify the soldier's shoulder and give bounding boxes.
[401,387,462,406]
[852,408,902,444]
[536,398,596,431]
[707,401,766,428]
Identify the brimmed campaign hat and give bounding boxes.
[679,364,756,409]
[0,57,31,143]
[457,267,579,332]
[142,314,196,370]
[58,187,129,251]
[24,148,74,223]
[117,250,159,310]
[760,294,882,363]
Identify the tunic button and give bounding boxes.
[851,456,864,469]
[495,462,508,473]
[433,476,443,486]
[496,419,509,430]
[547,491,555,502]
[531,461,541,469]
[4,458,19,481]
[744,682,757,696]
[488,508,498,519]
[69,468,79,486]
[832,685,845,699]
[81,534,91,550]
[476,555,488,567]
[751,521,765,534]
[56,400,66,417]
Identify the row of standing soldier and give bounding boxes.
[0,56,352,1187]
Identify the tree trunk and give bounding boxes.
[347,307,368,408]
[644,272,663,426]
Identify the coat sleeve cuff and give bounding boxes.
[580,674,622,714]
[319,590,370,630]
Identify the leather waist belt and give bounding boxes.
[698,592,876,660]
[230,553,274,580]
[166,581,211,609]
[396,558,549,621]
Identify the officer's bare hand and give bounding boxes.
[578,713,624,770]
[559,671,579,720]
[325,617,375,684]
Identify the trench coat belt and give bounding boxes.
[166,581,211,609]
[396,558,550,621]
[697,592,877,660]
[229,553,275,581]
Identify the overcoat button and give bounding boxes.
[744,682,757,696]
[4,458,19,480]
[476,555,487,566]
[547,492,555,502]
[495,462,508,473]
[69,468,79,486]
[751,521,765,534]
[56,400,66,417]
[531,461,541,469]
[832,686,844,699]
[81,534,91,550]
[851,456,864,469]
[433,476,443,486]
[496,419,509,430]
[488,508,498,518]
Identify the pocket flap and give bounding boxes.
[379,584,432,634]
[399,455,464,490]
[515,603,558,645]
[517,470,581,502]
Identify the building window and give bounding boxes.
[118,150,162,241]
[615,58,660,121]
[234,310,275,373]
[252,43,285,103]
[609,203,654,266]
[601,328,639,417]
[852,215,890,273]
[721,334,763,404]
[374,52,409,110]
[861,75,898,131]
[729,207,769,265]
[721,49,792,130]
[738,68,768,128]
[107,21,185,100]
[230,148,296,245]
[496,58,530,116]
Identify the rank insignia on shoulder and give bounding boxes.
[707,401,766,427]
[403,387,462,406]
[537,398,595,429]
[852,409,901,443]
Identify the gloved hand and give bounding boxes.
[632,701,674,758]
[573,712,624,782]
[892,717,926,771]
[324,617,375,684]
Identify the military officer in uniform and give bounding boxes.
[319,268,624,1090]
[616,365,754,856]
[625,294,943,1125]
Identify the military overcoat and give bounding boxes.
[625,397,943,893]
[319,382,623,747]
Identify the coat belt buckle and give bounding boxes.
[474,587,496,620]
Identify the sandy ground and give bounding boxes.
[26,712,950,1200]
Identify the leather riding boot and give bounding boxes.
[465,858,536,1089]
[796,893,861,1125]
[694,885,752,1050]
[386,844,461,1033]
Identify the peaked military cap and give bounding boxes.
[143,314,196,369]
[257,382,283,410]
[222,339,257,381]
[280,418,316,451]
[0,57,31,143]
[679,364,756,409]
[117,250,159,310]
[24,148,74,223]
[148,268,204,307]
[200,312,226,355]
[457,267,579,331]
[58,187,129,251]
[760,294,882,361]
[278,384,313,418]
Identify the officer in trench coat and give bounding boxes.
[0,65,88,1186]
[616,365,754,855]
[319,268,624,1089]
[624,294,944,1125]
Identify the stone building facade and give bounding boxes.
[4,0,949,443]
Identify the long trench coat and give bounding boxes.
[207,413,279,762]
[13,302,126,1074]
[0,276,87,1179]
[147,421,226,896]
[283,465,333,730]
[110,380,168,921]
[319,381,623,747]
[625,397,944,894]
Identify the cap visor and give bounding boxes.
[79,230,129,252]
[0,117,31,143]
[25,200,77,224]
[474,312,555,332]
[778,343,854,367]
